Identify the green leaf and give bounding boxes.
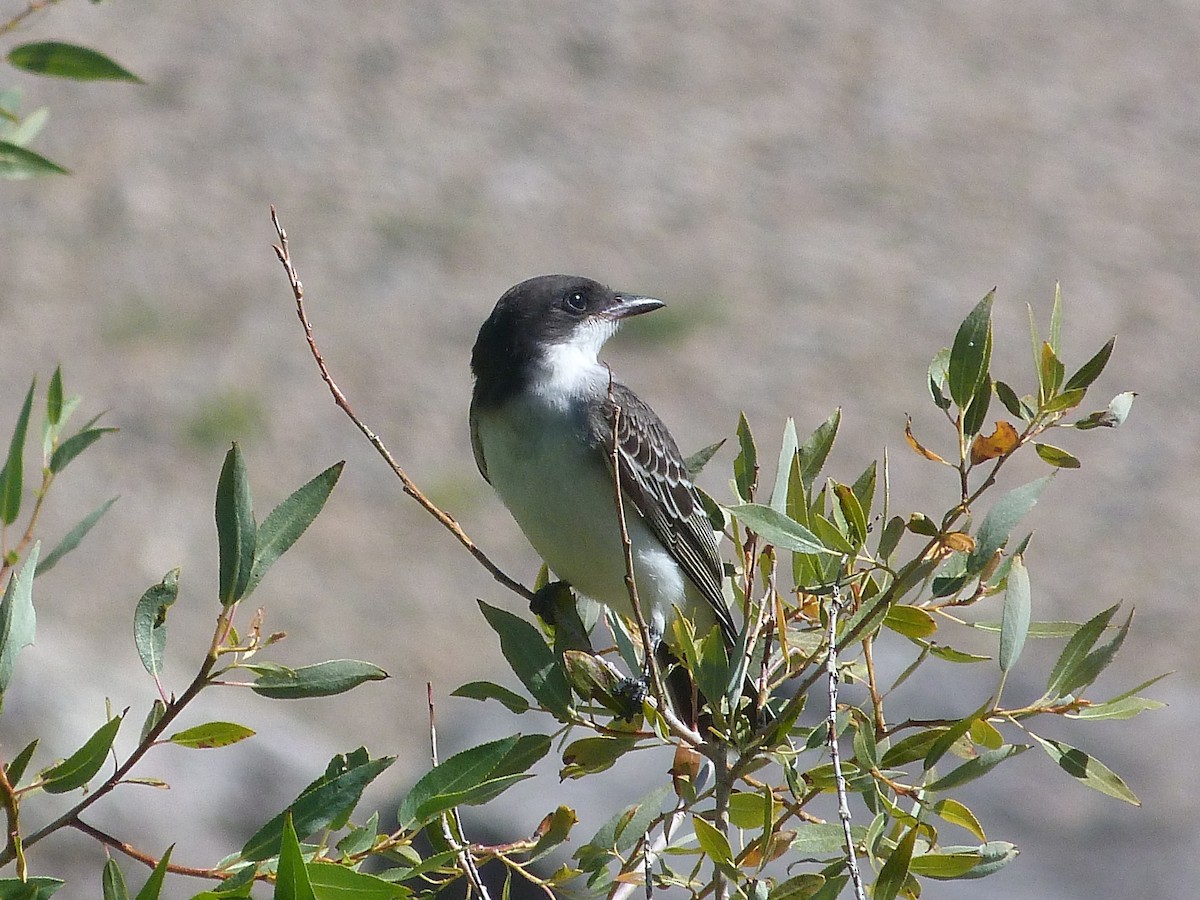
[49,426,117,474]
[0,877,64,898]
[169,721,255,749]
[1034,443,1081,469]
[561,736,638,779]
[832,482,868,547]
[41,711,123,793]
[928,347,952,410]
[243,461,343,600]
[451,680,530,714]
[798,409,840,493]
[5,738,38,786]
[478,600,572,718]
[883,605,937,640]
[784,823,851,857]
[0,140,69,178]
[769,874,827,900]
[8,42,145,82]
[0,542,39,696]
[925,743,1028,792]
[933,797,986,842]
[306,862,411,899]
[274,813,317,900]
[1031,734,1139,804]
[1039,342,1065,401]
[948,291,994,409]
[966,477,1052,574]
[1069,694,1166,721]
[46,367,64,427]
[1063,337,1116,393]
[215,443,256,606]
[770,418,798,514]
[1052,607,1132,700]
[684,439,725,476]
[132,846,173,900]
[725,504,834,555]
[250,659,387,700]
[0,380,35,526]
[241,750,395,861]
[1048,283,1063,353]
[923,701,991,771]
[139,700,166,743]
[733,413,758,500]
[999,555,1031,673]
[38,496,118,576]
[961,376,992,439]
[994,380,1031,421]
[1043,604,1119,702]
[133,568,180,678]
[692,816,738,877]
[396,734,550,828]
[874,824,917,900]
[102,858,129,900]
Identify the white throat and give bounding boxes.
[529,317,618,405]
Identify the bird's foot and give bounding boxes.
[613,675,649,720]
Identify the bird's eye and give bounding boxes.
[563,291,587,313]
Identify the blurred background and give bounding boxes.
[3,2,1196,897]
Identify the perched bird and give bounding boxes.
[469,274,738,720]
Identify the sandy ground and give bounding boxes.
[3,3,1198,897]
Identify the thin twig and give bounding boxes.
[429,683,492,900]
[0,0,60,38]
[604,368,700,748]
[269,207,533,603]
[826,582,866,900]
[71,820,232,880]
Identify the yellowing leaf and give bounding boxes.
[905,417,948,464]
[970,420,1019,464]
[941,531,976,553]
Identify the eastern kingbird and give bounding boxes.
[470,274,737,718]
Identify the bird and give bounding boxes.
[469,274,739,723]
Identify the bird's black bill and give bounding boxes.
[609,294,665,319]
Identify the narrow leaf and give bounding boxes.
[5,738,38,786]
[102,858,129,900]
[241,750,395,860]
[306,862,410,899]
[692,816,738,877]
[1044,604,1119,702]
[0,140,69,178]
[684,439,725,476]
[1031,734,1139,805]
[948,291,994,409]
[8,42,145,82]
[38,496,118,575]
[725,503,835,555]
[798,409,840,492]
[478,600,572,717]
[883,605,937,639]
[967,477,1052,574]
[874,824,917,900]
[770,418,798,514]
[451,680,530,714]
[49,427,117,474]
[928,347,952,410]
[0,380,35,525]
[1035,443,1081,469]
[250,659,387,700]
[41,712,123,793]
[132,846,173,900]
[0,542,39,695]
[215,443,255,606]
[926,744,1028,792]
[46,367,64,427]
[733,413,757,500]
[1064,337,1116,393]
[243,461,343,600]
[274,813,317,900]
[397,734,550,828]
[168,721,255,749]
[133,568,180,677]
[999,555,1031,672]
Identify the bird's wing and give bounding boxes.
[592,381,737,644]
[468,398,491,484]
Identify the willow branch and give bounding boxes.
[269,207,533,603]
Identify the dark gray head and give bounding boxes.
[471,275,663,407]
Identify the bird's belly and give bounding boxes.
[476,408,686,630]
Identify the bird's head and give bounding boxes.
[471,275,664,394]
